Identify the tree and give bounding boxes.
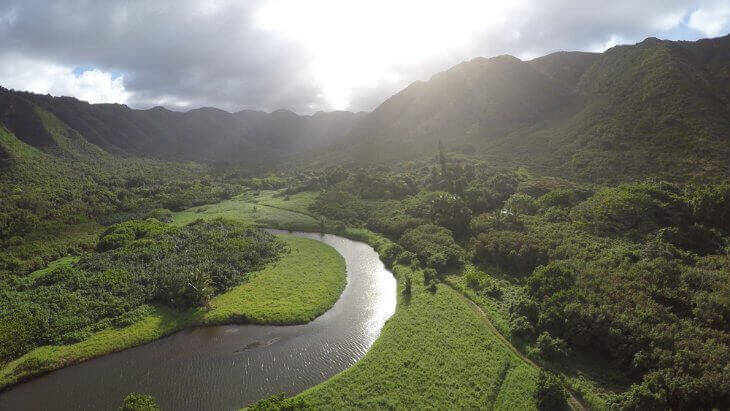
[402,274,412,296]
[536,371,567,410]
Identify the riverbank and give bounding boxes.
[0,234,345,391]
[175,191,546,409]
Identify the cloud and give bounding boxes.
[689,1,730,37]
[0,53,129,104]
[0,0,727,113]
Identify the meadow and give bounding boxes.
[172,190,321,231]
[252,265,541,410]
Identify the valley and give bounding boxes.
[1,34,729,410]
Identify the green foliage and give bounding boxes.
[536,371,567,410]
[400,224,464,271]
[1,235,346,389]
[404,191,472,235]
[687,183,730,233]
[538,188,592,209]
[504,193,538,215]
[526,262,575,301]
[366,204,425,239]
[531,331,569,361]
[469,211,524,235]
[474,231,547,273]
[0,219,284,364]
[119,393,160,411]
[572,181,689,236]
[310,190,369,226]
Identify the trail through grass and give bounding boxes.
[172,191,321,230]
[258,265,541,410]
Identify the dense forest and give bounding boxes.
[1,35,729,410]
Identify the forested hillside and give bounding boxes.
[338,35,730,182]
[0,86,364,162]
[3,36,729,182]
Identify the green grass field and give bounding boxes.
[172,191,321,231]
[260,265,540,410]
[0,235,345,390]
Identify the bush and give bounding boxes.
[310,190,369,226]
[147,208,173,223]
[367,207,425,238]
[688,183,730,233]
[504,193,538,215]
[120,393,160,411]
[402,274,412,296]
[657,224,723,255]
[538,188,592,209]
[469,211,523,235]
[526,262,575,301]
[533,331,569,361]
[404,191,472,236]
[400,224,464,271]
[536,371,567,410]
[473,231,547,273]
[572,181,689,236]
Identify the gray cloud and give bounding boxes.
[0,0,727,113]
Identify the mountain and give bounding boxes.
[2,35,729,182]
[340,35,730,182]
[0,87,365,163]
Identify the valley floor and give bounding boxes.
[5,190,608,409]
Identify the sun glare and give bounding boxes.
[255,0,517,110]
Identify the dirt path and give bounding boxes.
[444,284,588,411]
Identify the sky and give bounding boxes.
[0,0,728,114]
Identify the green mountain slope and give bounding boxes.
[340,35,730,182]
[2,35,729,182]
[0,87,364,163]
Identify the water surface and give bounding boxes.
[0,231,397,410]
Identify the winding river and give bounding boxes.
[0,231,397,410]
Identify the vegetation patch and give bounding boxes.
[255,264,540,410]
[0,234,345,390]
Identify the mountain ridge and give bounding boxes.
[2,34,729,182]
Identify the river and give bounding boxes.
[0,231,397,410]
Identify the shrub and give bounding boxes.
[473,231,547,273]
[526,262,575,301]
[400,224,464,271]
[404,191,472,236]
[657,224,723,255]
[504,193,538,215]
[147,208,173,223]
[572,181,690,236]
[469,211,523,235]
[688,183,730,233]
[536,370,567,410]
[310,190,369,226]
[538,188,592,209]
[120,393,160,411]
[533,331,569,361]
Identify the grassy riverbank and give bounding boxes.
[176,190,553,409]
[0,235,345,390]
[254,265,541,409]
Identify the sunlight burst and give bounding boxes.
[255,0,518,110]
